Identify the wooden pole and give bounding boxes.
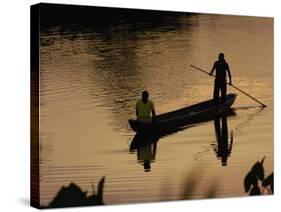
[190,65,267,108]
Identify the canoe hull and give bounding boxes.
[128,94,236,133]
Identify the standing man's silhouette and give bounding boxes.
[209,53,232,103]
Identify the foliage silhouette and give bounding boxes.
[244,157,273,196]
[45,176,105,208]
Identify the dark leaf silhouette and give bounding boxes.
[244,171,257,192]
[47,177,105,208]
[249,186,261,196]
[48,183,88,208]
[251,161,264,181]
[262,173,273,187]
[262,173,273,193]
[244,157,273,196]
[260,156,265,164]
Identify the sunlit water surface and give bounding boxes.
[39,12,273,205]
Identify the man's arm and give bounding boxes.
[151,109,156,122]
[151,101,156,120]
[136,101,139,118]
[210,62,216,75]
[152,109,156,117]
[226,63,232,85]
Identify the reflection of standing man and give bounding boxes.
[214,115,233,166]
[209,53,232,103]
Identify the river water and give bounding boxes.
[39,6,273,206]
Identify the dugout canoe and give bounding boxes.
[128,93,237,133]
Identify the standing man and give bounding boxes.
[136,91,156,122]
[209,53,232,103]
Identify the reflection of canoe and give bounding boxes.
[130,133,159,150]
[130,109,236,150]
[128,93,237,133]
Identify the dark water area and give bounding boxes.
[38,4,273,206]
[39,4,194,33]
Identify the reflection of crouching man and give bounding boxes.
[137,143,157,172]
[136,91,156,122]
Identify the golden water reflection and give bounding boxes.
[39,5,273,205]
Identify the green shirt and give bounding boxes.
[138,145,154,161]
[136,99,155,118]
